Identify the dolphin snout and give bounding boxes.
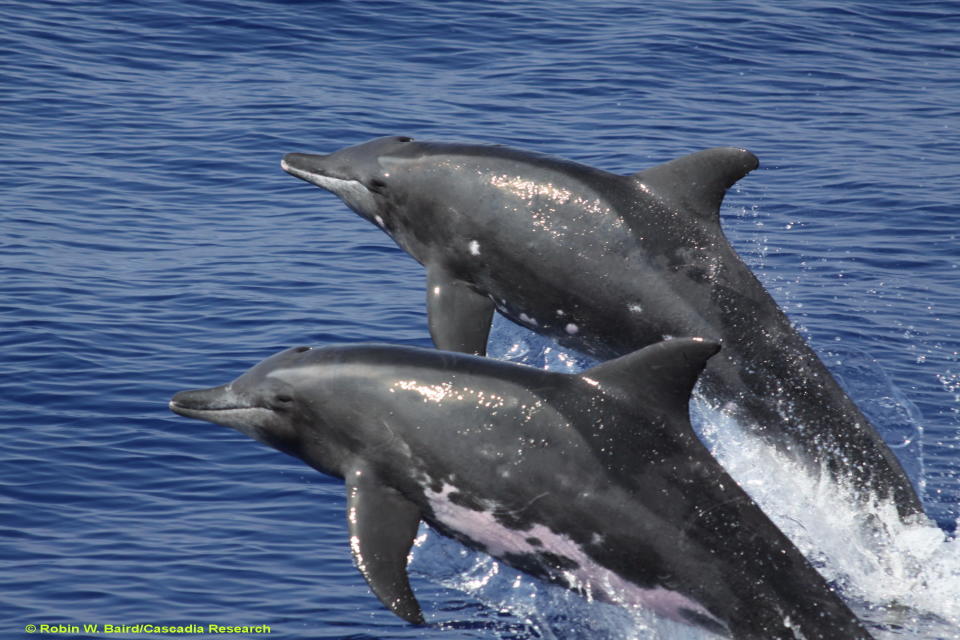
[169,384,235,416]
[281,152,329,178]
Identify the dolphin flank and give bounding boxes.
[281,136,923,520]
[170,341,873,639]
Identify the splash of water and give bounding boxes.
[692,395,960,638]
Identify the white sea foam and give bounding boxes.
[690,395,960,638]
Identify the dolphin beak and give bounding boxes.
[281,152,329,180]
[169,384,236,418]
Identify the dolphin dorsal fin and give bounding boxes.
[632,148,759,224]
[580,338,721,413]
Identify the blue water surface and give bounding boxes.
[2,1,958,638]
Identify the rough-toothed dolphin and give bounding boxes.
[281,136,923,520]
[170,341,872,639]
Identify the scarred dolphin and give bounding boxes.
[280,136,923,520]
[170,340,872,638]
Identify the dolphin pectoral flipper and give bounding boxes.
[345,464,425,625]
[426,264,495,356]
[634,147,759,222]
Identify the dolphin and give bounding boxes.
[280,136,923,520]
[170,340,873,639]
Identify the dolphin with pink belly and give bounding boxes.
[170,340,872,639]
[281,136,923,520]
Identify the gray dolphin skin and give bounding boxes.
[281,136,923,520]
[170,341,872,639]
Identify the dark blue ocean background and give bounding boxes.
[2,1,958,638]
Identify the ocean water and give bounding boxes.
[2,1,958,638]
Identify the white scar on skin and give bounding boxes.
[468,240,481,256]
[423,483,723,629]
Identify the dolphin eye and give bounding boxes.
[268,393,294,412]
[369,178,387,191]
[270,393,294,410]
[396,136,412,142]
